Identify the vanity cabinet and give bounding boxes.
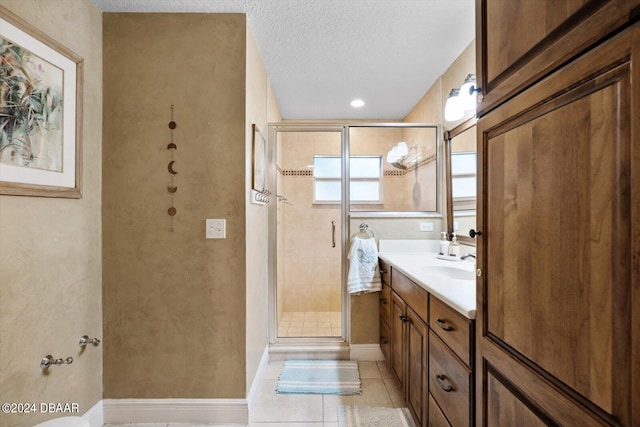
[476,16,640,427]
[381,264,475,427]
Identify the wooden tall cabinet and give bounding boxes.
[476,2,640,426]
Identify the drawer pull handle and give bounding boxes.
[399,314,409,323]
[380,337,388,344]
[380,298,387,305]
[379,269,387,274]
[436,318,454,331]
[435,374,453,392]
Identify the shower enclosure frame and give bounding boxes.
[267,122,442,347]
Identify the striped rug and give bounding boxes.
[338,405,416,427]
[276,360,361,395]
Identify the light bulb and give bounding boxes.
[396,142,409,157]
[459,74,477,111]
[444,89,464,121]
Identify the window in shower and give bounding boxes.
[313,155,382,203]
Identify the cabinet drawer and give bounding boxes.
[380,315,390,363]
[428,393,451,427]
[392,269,428,323]
[379,283,391,325]
[429,331,471,427]
[379,258,391,286]
[429,296,472,366]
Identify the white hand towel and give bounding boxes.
[347,236,382,294]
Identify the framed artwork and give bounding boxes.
[252,123,266,192]
[0,7,83,198]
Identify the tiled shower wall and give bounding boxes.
[276,127,438,314]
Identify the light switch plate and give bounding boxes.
[419,222,434,232]
[206,219,226,239]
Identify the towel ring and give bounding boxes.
[357,223,375,238]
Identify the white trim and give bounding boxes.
[82,399,103,427]
[350,344,385,361]
[103,398,248,424]
[247,345,269,413]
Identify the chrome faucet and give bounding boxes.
[461,253,476,260]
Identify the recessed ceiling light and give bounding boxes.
[350,99,365,108]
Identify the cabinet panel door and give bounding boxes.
[477,25,640,426]
[476,0,640,115]
[380,316,391,364]
[391,291,406,386]
[380,283,391,326]
[407,306,428,427]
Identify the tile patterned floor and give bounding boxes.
[277,311,342,337]
[104,361,403,427]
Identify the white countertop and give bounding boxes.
[378,240,476,319]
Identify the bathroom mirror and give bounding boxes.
[445,118,477,246]
[349,125,439,213]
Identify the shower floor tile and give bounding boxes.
[278,311,341,337]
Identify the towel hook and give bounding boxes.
[358,223,374,237]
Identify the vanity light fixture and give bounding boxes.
[387,142,421,170]
[444,74,480,122]
[386,141,408,161]
[350,99,365,108]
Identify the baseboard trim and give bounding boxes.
[103,398,248,424]
[247,345,269,413]
[350,344,385,361]
[82,399,103,427]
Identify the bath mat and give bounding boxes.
[338,405,416,427]
[276,360,361,395]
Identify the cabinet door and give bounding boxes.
[476,0,640,116]
[406,306,428,427]
[391,291,406,385]
[477,25,640,426]
[380,316,391,363]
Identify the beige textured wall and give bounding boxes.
[245,25,281,392]
[103,13,247,398]
[0,1,103,426]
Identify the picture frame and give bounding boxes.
[251,123,266,192]
[0,6,83,198]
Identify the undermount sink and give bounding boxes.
[425,266,475,281]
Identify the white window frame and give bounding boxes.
[450,151,476,211]
[313,155,382,204]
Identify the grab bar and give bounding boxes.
[331,220,336,248]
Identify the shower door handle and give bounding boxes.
[331,221,336,248]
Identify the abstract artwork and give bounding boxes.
[0,7,83,197]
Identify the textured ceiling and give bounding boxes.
[91,0,475,120]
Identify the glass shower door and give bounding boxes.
[274,128,344,339]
